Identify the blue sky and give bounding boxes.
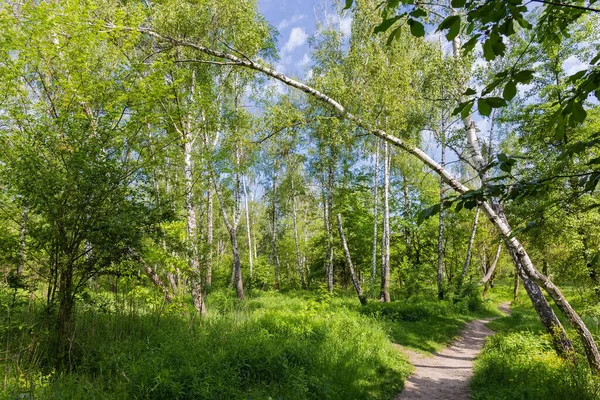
[257,0,351,78]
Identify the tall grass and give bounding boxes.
[472,287,600,400]
[1,288,411,400]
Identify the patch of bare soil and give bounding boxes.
[394,303,511,400]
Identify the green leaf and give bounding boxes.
[408,19,425,37]
[503,80,517,101]
[461,36,479,53]
[386,27,402,45]
[515,17,532,29]
[463,88,477,96]
[437,15,460,32]
[451,0,466,7]
[571,101,587,124]
[455,201,464,213]
[343,0,353,10]
[410,8,427,18]
[445,16,461,41]
[478,98,492,116]
[482,38,495,61]
[485,97,507,108]
[374,16,402,33]
[417,203,440,225]
[460,101,474,119]
[513,70,534,83]
[497,153,509,163]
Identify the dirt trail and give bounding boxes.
[394,303,511,400]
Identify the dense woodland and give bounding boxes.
[2,0,600,399]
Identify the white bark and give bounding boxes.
[459,207,480,289]
[337,214,366,305]
[242,176,253,279]
[371,141,380,284]
[381,141,391,302]
[482,242,502,284]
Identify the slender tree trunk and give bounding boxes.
[57,262,74,370]
[184,125,206,315]
[16,208,27,277]
[205,188,213,286]
[327,161,335,292]
[243,176,253,279]
[482,242,502,284]
[380,142,391,302]
[142,264,173,303]
[493,202,574,359]
[402,175,411,259]
[457,207,480,292]
[291,178,307,289]
[211,146,244,300]
[337,214,366,305]
[270,160,280,290]
[437,140,445,300]
[371,141,380,284]
[229,230,244,300]
[482,242,502,297]
[513,273,519,302]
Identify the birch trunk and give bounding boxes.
[205,187,213,286]
[291,178,307,289]
[337,214,367,305]
[270,160,280,290]
[371,141,379,284]
[482,242,502,284]
[437,140,445,300]
[184,127,205,315]
[213,171,244,300]
[243,176,253,279]
[380,141,391,302]
[458,207,480,292]
[513,273,520,302]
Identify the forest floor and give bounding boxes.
[394,302,511,400]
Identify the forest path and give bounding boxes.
[394,302,511,400]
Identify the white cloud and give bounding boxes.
[325,14,352,37]
[306,69,314,80]
[563,55,587,75]
[277,14,305,31]
[284,27,308,53]
[340,16,352,37]
[299,53,311,67]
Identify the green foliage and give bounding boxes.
[1,290,411,400]
[473,288,600,399]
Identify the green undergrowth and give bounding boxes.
[2,288,411,400]
[472,284,600,400]
[360,284,504,353]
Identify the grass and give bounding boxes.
[471,282,600,400]
[2,287,412,400]
[0,282,525,399]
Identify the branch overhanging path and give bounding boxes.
[123,25,600,372]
